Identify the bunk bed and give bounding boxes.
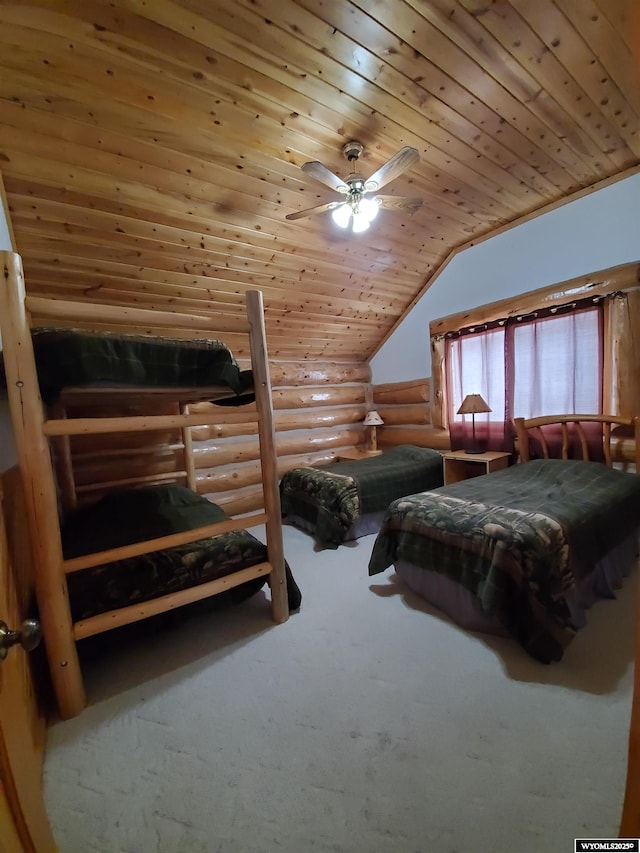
[279,445,444,549]
[368,414,640,663]
[0,250,298,719]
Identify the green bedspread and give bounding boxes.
[63,485,301,622]
[27,328,254,406]
[279,445,444,549]
[369,459,640,662]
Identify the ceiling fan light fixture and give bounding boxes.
[289,143,421,228]
[331,203,352,229]
[351,212,370,233]
[358,196,379,223]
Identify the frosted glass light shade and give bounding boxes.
[331,198,378,233]
[358,197,379,222]
[331,204,352,229]
[351,212,370,233]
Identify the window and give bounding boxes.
[447,325,507,449]
[446,301,603,452]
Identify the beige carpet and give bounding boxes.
[43,524,636,853]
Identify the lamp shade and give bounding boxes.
[457,394,491,416]
[363,410,384,426]
[331,196,379,233]
[331,203,352,229]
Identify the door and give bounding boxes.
[0,466,57,852]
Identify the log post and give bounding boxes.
[246,290,288,624]
[0,251,85,718]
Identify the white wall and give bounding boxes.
[0,191,18,471]
[370,172,640,384]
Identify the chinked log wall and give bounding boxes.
[65,362,449,516]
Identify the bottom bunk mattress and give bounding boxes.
[61,484,301,622]
[368,458,640,663]
[279,445,444,549]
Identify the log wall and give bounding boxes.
[373,376,450,452]
[60,361,373,516]
[59,363,456,517]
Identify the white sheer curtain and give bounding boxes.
[510,308,602,419]
[445,303,603,453]
[446,326,508,451]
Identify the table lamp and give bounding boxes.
[363,410,384,453]
[457,394,491,454]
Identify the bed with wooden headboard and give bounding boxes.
[368,414,640,663]
[0,250,300,720]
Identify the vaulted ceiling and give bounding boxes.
[1,0,638,362]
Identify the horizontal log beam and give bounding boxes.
[63,512,267,573]
[196,446,368,493]
[191,405,367,441]
[269,362,371,386]
[209,486,266,517]
[73,561,271,640]
[194,428,365,468]
[377,404,430,426]
[429,262,640,336]
[26,294,251,334]
[44,410,247,436]
[72,453,183,487]
[379,426,450,451]
[374,380,429,405]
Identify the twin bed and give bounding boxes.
[279,444,444,548]
[369,415,640,662]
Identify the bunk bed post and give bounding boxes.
[246,290,289,624]
[180,402,197,491]
[0,251,86,718]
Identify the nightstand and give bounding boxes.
[442,450,510,485]
[335,448,383,462]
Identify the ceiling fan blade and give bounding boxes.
[375,195,423,214]
[301,161,349,193]
[285,200,344,221]
[365,147,419,192]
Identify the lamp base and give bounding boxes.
[463,443,485,454]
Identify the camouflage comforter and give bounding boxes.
[63,485,301,621]
[279,445,443,549]
[369,459,640,662]
[20,328,254,406]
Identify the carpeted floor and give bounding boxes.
[43,524,636,853]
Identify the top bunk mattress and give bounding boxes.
[26,328,254,406]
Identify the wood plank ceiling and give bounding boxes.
[0,0,638,362]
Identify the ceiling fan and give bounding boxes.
[286,141,423,233]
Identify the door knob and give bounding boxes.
[0,618,42,660]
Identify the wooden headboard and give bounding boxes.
[513,414,640,470]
